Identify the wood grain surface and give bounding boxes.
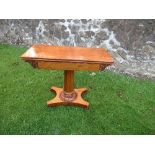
[21,44,114,64]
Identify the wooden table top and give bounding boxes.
[21,45,114,64]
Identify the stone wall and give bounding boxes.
[0,19,155,80]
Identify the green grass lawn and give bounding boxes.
[0,44,155,135]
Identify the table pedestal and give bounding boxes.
[47,70,89,108]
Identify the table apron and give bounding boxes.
[36,61,107,71]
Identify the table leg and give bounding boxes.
[60,70,77,101]
[47,70,89,108]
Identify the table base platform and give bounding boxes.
[47,86,89,108]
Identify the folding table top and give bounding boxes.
[21,44,114,64]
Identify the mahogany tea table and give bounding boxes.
[21,45,114,108]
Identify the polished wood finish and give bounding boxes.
[37,61,103,71]
[64,70,74,92]
[21,44,113,64]
[21,44,114,108]
[47,86,89,108]
[62,70,77,102]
